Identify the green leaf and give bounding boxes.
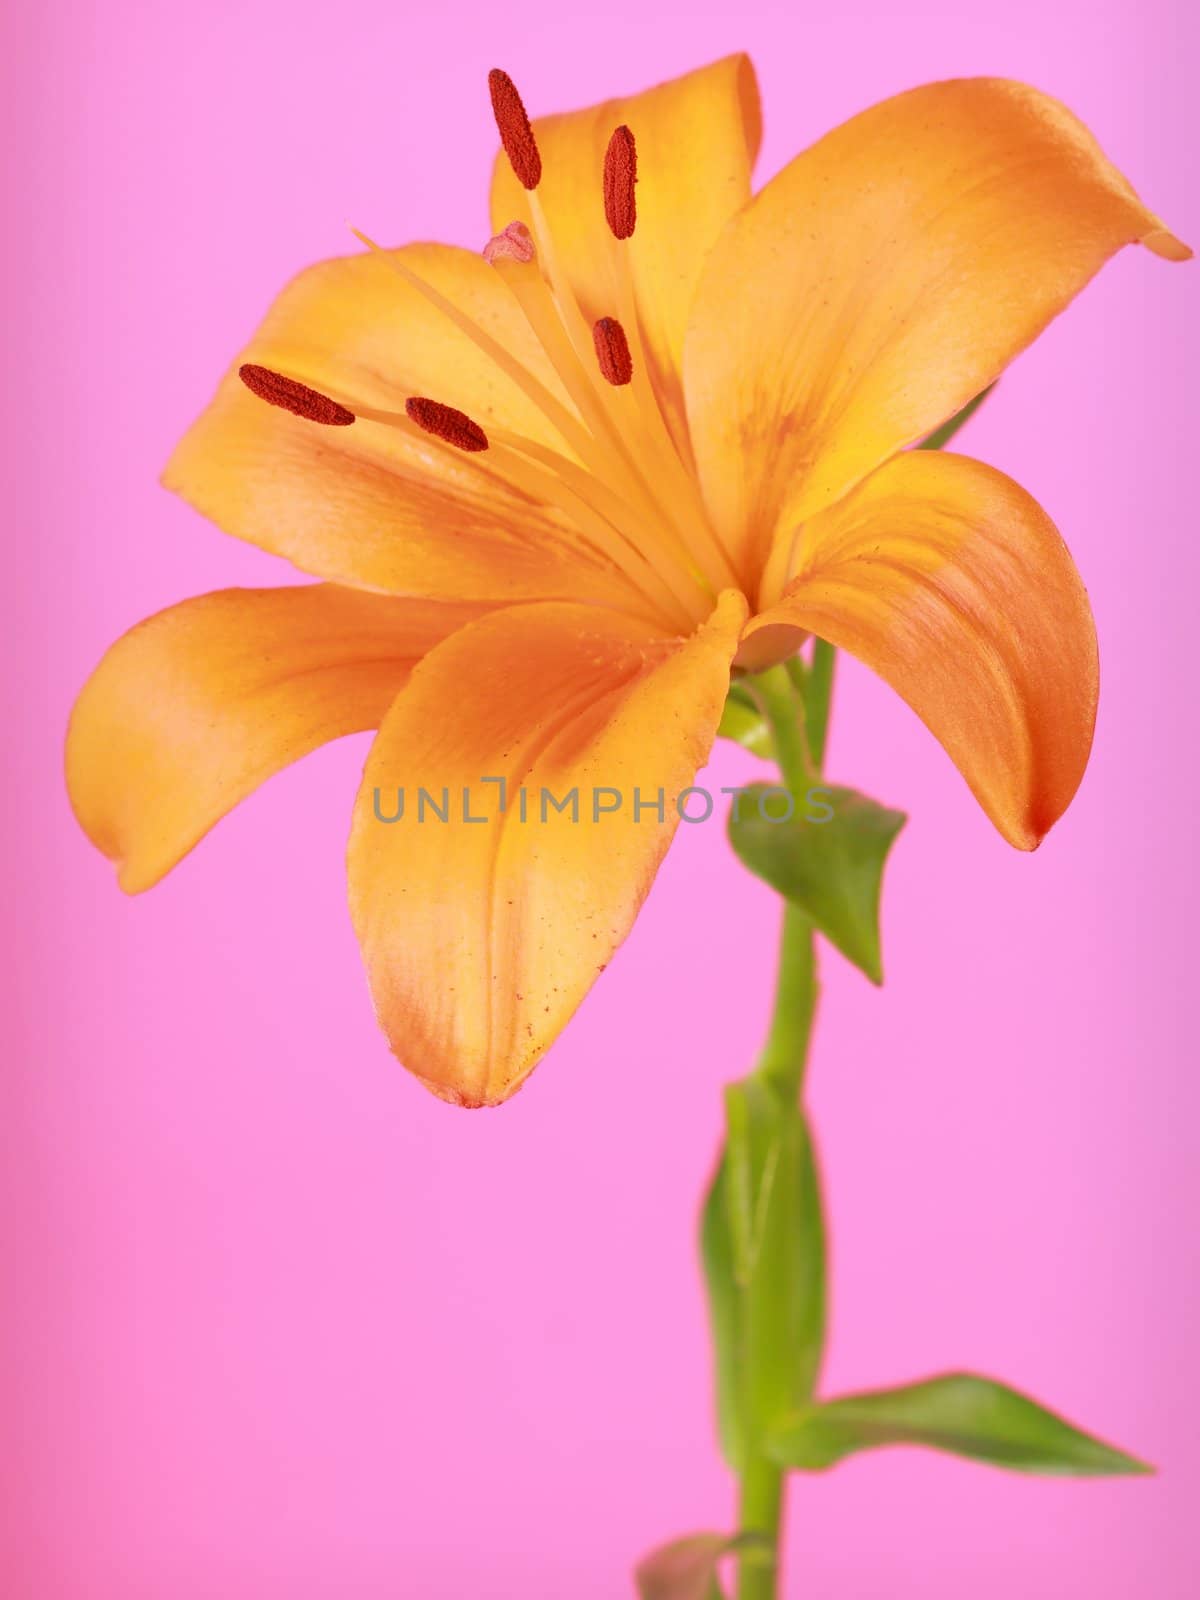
[767,1373,1152,1477]
[717,685,773,757]
[700,1162,745,1471]
[917,384,995,452]
[727,783,906,983]
[701,1079,826,1473]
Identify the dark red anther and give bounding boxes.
[239,364,355,426]
[488,68,542,190]
[592,317,633,387]
[406,396,490,452]
[603,125,637,240]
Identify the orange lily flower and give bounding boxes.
[67,56,1187,1106]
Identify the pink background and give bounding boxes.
[4,0,1196,1594]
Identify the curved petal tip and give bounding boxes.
[1142,223,1192,262]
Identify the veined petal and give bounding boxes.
[348,590,748,1106]
[685,77,1189,590]
[164,244,633,608]
[737,453,1097,850]
[491,55,761,428]
[67,584,484,892]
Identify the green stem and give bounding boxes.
[732,654,835,1600]
[750,662,822,1101]
[755,904,817,1101]
[751,664,814,790]
[804,640,836,772]
[736,1456,784,1600]
[715,402,970,1596]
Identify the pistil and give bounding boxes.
[332,68,754,636]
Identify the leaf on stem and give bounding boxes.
[716,685,773,757]
[701,1079,826,1472]
[767,1372,1152,1476]
[700,1160,745,1472]
[917,384,995,452]
[727,784,906,983]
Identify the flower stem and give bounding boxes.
[749,662,821,1101]
[751,663,815,790]
[755,903,817,1101]
[803,640,836,772]
[736,1455,784,1600]
[733,656,834,1600]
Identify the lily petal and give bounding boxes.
[737,453,1097,850]
[348,590,748,1105]
[164,244,634,608]
[491,54,761,430]
[685,77,1189,590]
[67,584,484,892]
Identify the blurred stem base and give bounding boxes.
[736,1454,785,1600]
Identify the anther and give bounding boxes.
[239,364,355,426]
[488,69,542,190]
[592,317,633,387]
[603,126,637,240]
[405,397,489,452]
[483,219,536,265]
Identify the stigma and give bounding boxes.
[483,220,536,264]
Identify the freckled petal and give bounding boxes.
[67,585,486,892]
[737,453,1097,849]
[348,590,747,1106]
[491,54,761,430]
[164,244,634,608]
[685,77,1189,590]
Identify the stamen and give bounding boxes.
[239,364,355,426]
[524,191,739,593]
[406,396,489,452]
[488,69,541,190]
[484,247,714,607]
[483,219,536,265]
[350,224,599,466]
[603,126,637,240]
[592,317,633,387]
